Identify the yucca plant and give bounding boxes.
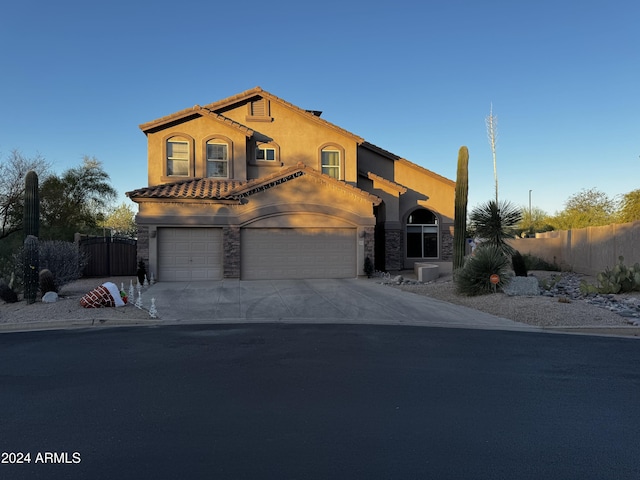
[469,200,522,256]
[455,245,512,296]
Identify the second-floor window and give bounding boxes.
[167,138,189,176]
[256,147,276,161]
[321,150,340,179]
[207,141,228,178]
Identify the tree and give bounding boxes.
[517,206,554,236]
[550,188,616,230]
[485,104,499,203]
[40,156,117,240]
[0,150,50,240]
[468,200,522,255]
[100,202,137,238]
[617,189,640,223]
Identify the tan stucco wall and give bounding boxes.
[146,115,250,186]
[136,174,376,227]
[394,161,455,224]
[218,99,360,182]
[135,173,378,277]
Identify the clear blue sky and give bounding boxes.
[1,0,638,216]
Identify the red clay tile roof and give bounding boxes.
[127,164,382,206]
[126,178,245,200]
[139,106,254,137]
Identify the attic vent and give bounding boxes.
[246,98,272,122]
[250,98,266,116]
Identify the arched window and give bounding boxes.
[319,144,345,180]
[206,139,229,178]
[166,136,190,176]
[406,209,438,258]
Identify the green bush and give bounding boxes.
[0,281,18,303]
[455,246,512,296]
[511,250,528,277]
[364,257,374,278]
[522,253,560,272]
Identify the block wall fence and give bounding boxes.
[506,220,640,275]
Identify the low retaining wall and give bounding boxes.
[414,263,440,282]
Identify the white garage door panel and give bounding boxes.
[241,228,356,280]
[158,228,223,281]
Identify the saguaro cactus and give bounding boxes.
[24,170,39,238]
[23,235,40,304]
[453,146,469,271]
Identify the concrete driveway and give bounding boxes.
[145,278,538,331]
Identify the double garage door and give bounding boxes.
[241,228,356,280]
[157,227,356,281]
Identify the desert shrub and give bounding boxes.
[14,241,87,291]
[455,245,512,296]
[137,259,147,285]
[364,257,374,278]
[39,269,57,294]
[595,256,640,294]
[468,200,522,256]
[522,253,560,271]
[511,250,528,277]
[0,281,18,303]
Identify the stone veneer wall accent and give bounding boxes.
[441,230,453,261]
[384,229,403,271]
[364,226,375,268]
[223,226,240,278]
[137,226,149,264]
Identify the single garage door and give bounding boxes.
[158,228,223,281]
[241,228,356,280]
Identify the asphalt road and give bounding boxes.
[1,324,639,480]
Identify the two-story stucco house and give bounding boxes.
[126,87,455,281]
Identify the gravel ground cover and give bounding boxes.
[384,270,640,329]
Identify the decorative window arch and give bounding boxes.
[406,208,439,258]
[319,143,345,180]
[204,135,233,178]
[165,134,194,177]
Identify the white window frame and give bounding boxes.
[321,150,340,179]
[256,147,276,161]
[166,139,189,177]
[206,142,229,178]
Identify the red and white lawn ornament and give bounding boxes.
[80,282,127,308]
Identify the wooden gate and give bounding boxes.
[79,236,137,277]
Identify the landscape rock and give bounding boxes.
[504,276,540,296]
[42,291,59,303]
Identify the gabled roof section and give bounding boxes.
[397,158,455,186]
[361,141,454,186]
[202,87,365,144]
[360,141,401,161]
[126,163,382,205]
[231,163,381,205]
[139,106,254,137]
[359,171,408,195]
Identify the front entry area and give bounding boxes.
[240,228,357,280]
